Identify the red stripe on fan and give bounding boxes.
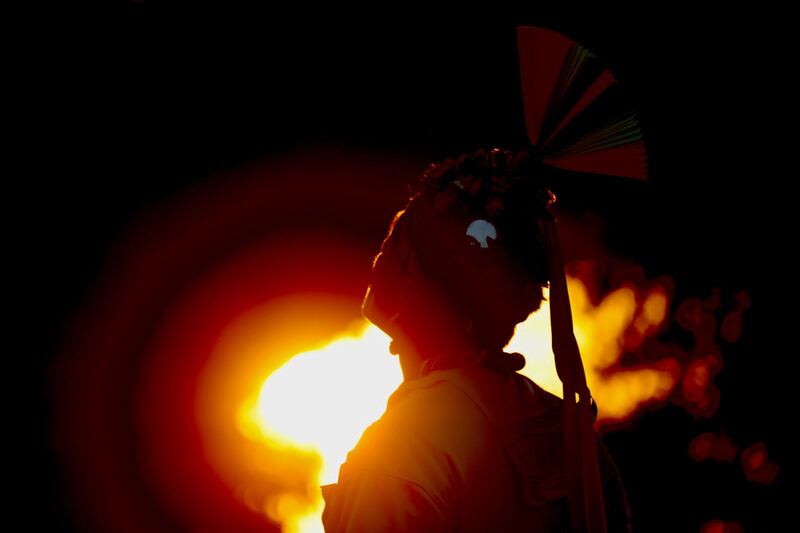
[541,70,617,149]
[544,141,648,180]
[517,26,572,146]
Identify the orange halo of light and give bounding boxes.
[223,274,678,531]
[53,146,715,533]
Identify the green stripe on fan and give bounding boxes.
[545,113,643,157]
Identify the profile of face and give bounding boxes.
[362,183,544,364]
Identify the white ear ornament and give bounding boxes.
[466,219,497,249]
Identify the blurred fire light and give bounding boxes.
[232,275,678,531]
[689,431,739,463]
[741,442,780,485]
[508,276,679,422]
[236,324,401,533]
[700,519,744,533]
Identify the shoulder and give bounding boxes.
[371,365,562,443]
[327,371,484,530]
[347,369,491,469]
[339,368,501,496]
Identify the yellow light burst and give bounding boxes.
[237,276,676,532]
[251,324,401,484]
[238,324,402,532]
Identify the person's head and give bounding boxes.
[362,147,551,370]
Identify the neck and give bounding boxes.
[394,343,426,381]
[392,338,481,381]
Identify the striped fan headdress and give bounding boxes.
[518,26,647,180]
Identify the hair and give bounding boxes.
[363,147,552,367]
[409,148,551,287]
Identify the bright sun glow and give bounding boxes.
[252,325,401,484]
[236,276,677,532]
[237,324,402,533]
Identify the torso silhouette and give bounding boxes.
[321,360,629,532]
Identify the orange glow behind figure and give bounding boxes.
[212,275,676,532]
[52,149,757,533]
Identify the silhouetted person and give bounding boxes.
[321,148,631,532]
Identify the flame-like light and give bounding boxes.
[234,275,677,532]
[509,279,677,421]
[236,324,401,533]
[246,325,401,484]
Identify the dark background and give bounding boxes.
[22,3,793,531]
